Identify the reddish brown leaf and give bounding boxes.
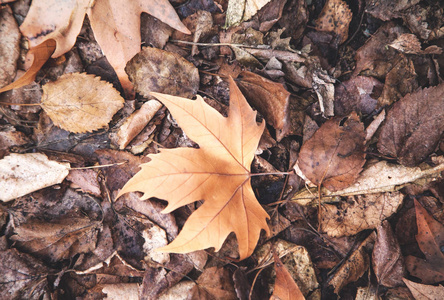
[118,78,269,260]
[271,252,306,300]
[372,220,405,287]
[296,112,366,192]
[377,83,444,167]
[314,0,352,44]
[405,199,444,284]
[236,71,291,141]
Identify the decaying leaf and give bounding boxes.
[378,83,444,167]
[102,283,139,300]
[0,153,70,201]
[292,156,444,205]
[315,0,352,44]
[296,112,366,192]
[236,71,291,141]
[366,0,421,22]
[41,73,124,133]
[18,0,190,97]
[402,278,444,300]
[271,252,305,300]
[405,199,444,284]
[226,0,272,27]
[372,221,405,287]
[191,267,238,299]
[125,47,200,99]
[0,5,20,89]
[118,78,269,260]
[328,233,375,294]
[320,192,403,237]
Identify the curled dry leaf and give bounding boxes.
[296,112,366,192]
[320,192,404,237]
[18,0,190,97]
[0,153,70,202]
[271,252,306,300]
[41,73,124,133]
[377,83,444,167]
[118,78,269,260]
[125,47,200,98]
[236,71,291,141]
[315,0,352,44]
[405,199,444,284]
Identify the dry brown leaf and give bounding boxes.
[377,83,444,167]
[125,47,200,99]
[226,0,272,26]
[18,0,190,97]
[366,0,421,22]
[236,71,291,141]
[315,0,352,44]
[118,78,269,260]
[0,153,70,201]
[271,252,306,300]
[0,5,20,89]
[41,73,124,133]
[296,112,366,192]
[402,278,444,300]
[191,267,237,299]
[405,199,444,284]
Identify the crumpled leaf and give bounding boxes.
[372,221,405,287]
[118,78,269,260]
[315,0,352,44]
[366,0,421,22]
[271,252,305,300]
[41,73,124,133]
[389,33,443,55]
[320,192,403,237]
[403,278,444,300]
[296,112,366,192]
[236,71,291,141]
[405,199,444,284]
[0,153,70,202]
[377,83,444,167]
[125,47,199,99]
[17,0,190,97]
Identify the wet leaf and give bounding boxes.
[125,47,200,99]
[314,0,352,44]
[0,153,70,201]
[377,83,444,167]
[118,78,269,260]
[271,252,305,300]
[41,73,124,133]
[372,221,405,287]
[405,199,444,284]
[296,112,366,192]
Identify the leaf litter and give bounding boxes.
[1,0,444,299]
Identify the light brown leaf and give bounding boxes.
[403,278,444,300]
[17,0,190,97]
[118,78,269,260]
[296,112,366,192]
[315,0,352,44]
[0,5,20,89]
[226,0,272,26]
[271,252,306,300]
[41,73,124,133]
[405,199,444,284]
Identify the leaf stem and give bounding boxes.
[250,171,293,177]
[0,102,41,106]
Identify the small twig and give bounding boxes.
[170,39,271,49]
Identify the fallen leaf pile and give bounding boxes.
[1,0,444,299]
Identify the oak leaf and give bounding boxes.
[41,73,124,133]
[118,78,270,260]
[17,0,190,97]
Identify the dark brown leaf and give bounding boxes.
[372,220,405,287]
[297,112,366,192]
[377,83,444,167]
[366,0,421,21]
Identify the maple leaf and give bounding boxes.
[17,0,190,97]
[118,78,270,260]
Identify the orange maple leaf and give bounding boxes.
[15,0,190,97]
[118,78,270,260]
